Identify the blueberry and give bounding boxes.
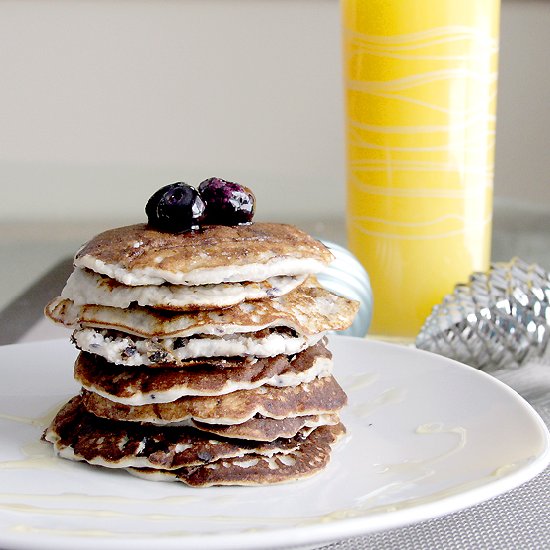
[198,177,255,225]
[146,183,205,233]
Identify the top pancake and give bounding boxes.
[74,223,333,286]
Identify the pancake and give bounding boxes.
[146,413,339,442]
[41,216,355,488]
[43,396,321,471]
[74,342,332,404]
[62,268,307,311]
[73,223,334,286]
[81,375,348,425]
[75,388,337,441]
[127,423,345,487]
[192,414,339,442]
[46,281,359,339]
[71,327,324,364]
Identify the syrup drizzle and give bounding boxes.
[0,398,535,539]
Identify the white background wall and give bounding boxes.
[0,0,548,224]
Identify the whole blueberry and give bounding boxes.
[198,177,255,225]
[146,182,206,233]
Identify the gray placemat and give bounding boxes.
[319,402,550,550]
[0,257,72,345]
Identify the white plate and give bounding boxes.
[0,336,548,550]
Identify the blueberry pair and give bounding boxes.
[146,179,255,233]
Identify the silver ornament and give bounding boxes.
[416,258,550,371]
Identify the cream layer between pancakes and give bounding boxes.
[63,268,307,310]
[78,255,327,287]
[72,328,324,364]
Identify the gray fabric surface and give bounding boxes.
[318,398,550,550]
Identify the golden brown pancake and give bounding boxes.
[128,423,346,487]
[73,223,334,286]
[45,281,359,339]
[43,396,323,470]
[192,414,339,442]
[81,375,348,425]
[74,342,332,403]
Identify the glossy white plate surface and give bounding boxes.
[0,337,548,550]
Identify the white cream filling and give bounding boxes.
[300,414,338,429]
[62,268,306,309]
[77,356,333,405]
[75,255,327,286]
[73,328,325,364]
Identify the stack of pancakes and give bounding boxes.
[44,223,359,486]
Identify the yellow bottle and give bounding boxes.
[342,0,500,339]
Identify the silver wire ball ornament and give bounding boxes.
[416,258,550,371]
